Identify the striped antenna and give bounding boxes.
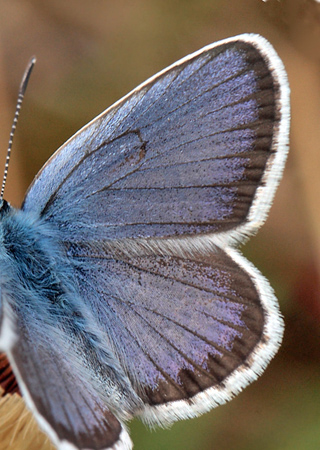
[0,56,36,203]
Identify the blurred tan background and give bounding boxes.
[0,0,320,449]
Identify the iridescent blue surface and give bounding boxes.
[23,43,268,241]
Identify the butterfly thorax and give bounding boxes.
[0,204,70,308]
[0,203,106,346]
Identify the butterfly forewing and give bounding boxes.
[22,36,288,246]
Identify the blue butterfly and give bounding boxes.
[0,33,289,450]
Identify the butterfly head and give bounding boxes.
[0,199,11,217]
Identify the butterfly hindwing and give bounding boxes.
[68,241,282,426]
[2,300,132,450]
